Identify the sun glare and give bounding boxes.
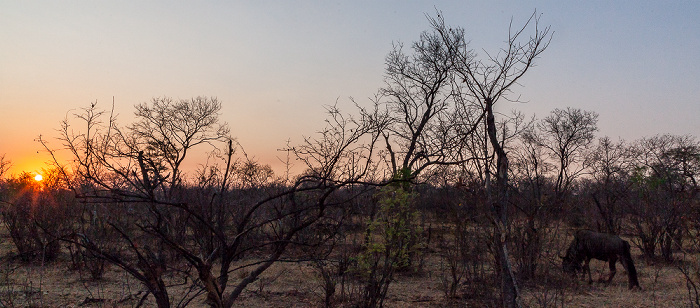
[34,174,43,182]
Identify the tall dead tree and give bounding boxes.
[431,11,552,307]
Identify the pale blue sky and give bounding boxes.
[1,1,699,175]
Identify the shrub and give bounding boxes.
[0,172,73,262]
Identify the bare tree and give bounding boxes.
[0,155,10,179]
[509,124,555,280]
[376,28,480,180]
[629,135,700,261]
[350,27,494,307]
[131,96,230,192]
[431,11,552,307]
[41,99,381,307]
[46,103,185,307]
[588,137,631,234]
[536,107,598,202]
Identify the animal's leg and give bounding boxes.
[620,250,641,289]
[584,259,593,284]
[606,259,617,283]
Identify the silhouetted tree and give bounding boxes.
[375,27,479,179]
[48,98,389,307]
[535,107,598,202]
[588,137,631,234]
[131,96,230,192]
[510,124,554,280]
[629,135,699,261]
[431,11,552,307]
[0,155,10,179]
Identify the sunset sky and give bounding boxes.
[2,1,699,177]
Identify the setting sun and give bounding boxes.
[34,174,43,182]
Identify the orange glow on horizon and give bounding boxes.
[3,149,59,179]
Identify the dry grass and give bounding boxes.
[521,260,688,308]
[0,227,695,307]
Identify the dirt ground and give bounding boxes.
[0,230,693,307]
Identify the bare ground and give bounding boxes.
[0,231,693,307]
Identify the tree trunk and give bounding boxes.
[485,99,520,308]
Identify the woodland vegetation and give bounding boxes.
[0,12,698,308]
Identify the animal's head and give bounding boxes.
[561,244,582,276]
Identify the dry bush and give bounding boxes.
[66,202,121,281]
[676,221,700,307]
[519,224,571,308]
[415,183,496,305]
[437,221,495,303]
[355,182,423,308]
[0,173,74,263]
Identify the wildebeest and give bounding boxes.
[561,230,640,289]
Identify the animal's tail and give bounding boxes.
[622,240,640,289]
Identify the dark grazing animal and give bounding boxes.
[561,230,640,289]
